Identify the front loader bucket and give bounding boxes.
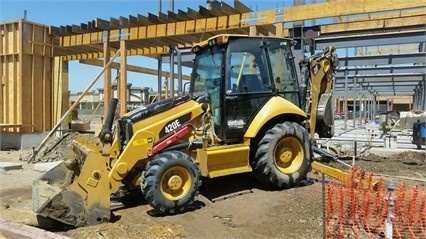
[33,137,112,227]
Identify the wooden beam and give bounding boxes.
[109,17,122,29]
[209,4,228,16]
[57,10,426,60]
[60,0,425,48]
[79,58,191,80]
[321,15,426,34]
[95,18,111,30]
[167,11,179,21]
[148,13,164,24]
[119,16,131,27]
[137,14,151,25]
[62,45,171,60]
[198,6,216,18]
[283,0,425,22]
[55,0,426,61]
[344,8,425,22]
[158,12,169,23]
[233,0,251,13]
[187,8,202,20]
[177,10,191,21]
[103,35,111,119]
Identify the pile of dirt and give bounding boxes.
[357,151,426,179]
[28,132,97,163]
[325,150,426,188]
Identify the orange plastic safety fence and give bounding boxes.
[325,169,426,239]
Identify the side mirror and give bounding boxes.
[183,82,191,94]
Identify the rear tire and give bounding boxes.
[253,122,312,189]
[141,151,202,214]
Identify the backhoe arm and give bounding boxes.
[299,46,339,139]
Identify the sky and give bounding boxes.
[0,0,316,93]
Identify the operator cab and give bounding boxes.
[190,35,300,143]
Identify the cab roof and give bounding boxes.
[191,34,293,52]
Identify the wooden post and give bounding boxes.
[53,57,69,128]
[249,25,257,36]
[119,40,127,114]
[0,74,3,125]
[275,22,283,37]
[103,34,111,120]
[18,20,23,131]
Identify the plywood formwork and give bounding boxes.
[0,20,55,133]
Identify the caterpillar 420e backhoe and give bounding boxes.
[33,34,343,227]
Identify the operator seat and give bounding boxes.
[238,74,263,93]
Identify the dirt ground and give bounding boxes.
[0,143,425,239]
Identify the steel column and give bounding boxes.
[422,81,426,110]
[344,69,348,131]
[353,75,357,127]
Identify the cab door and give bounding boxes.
[222,38,274,143]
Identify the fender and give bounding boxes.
[244,96,307,138]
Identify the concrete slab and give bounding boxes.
[1,132,48,150]
[0,162,23,171]
[33,161,63,172]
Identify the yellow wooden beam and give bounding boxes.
[59,0,425,49]
[79,58,191,80]
[103,37,111,119]
[62,46,170,61]
[283,0,425,22]
[321,15,426,34]
[343,8,425,22]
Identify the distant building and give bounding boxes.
[70,84,156,114]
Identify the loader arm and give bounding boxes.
[33,94,209,227]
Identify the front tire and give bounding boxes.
[141,151,202,214]
[253,122,312,189]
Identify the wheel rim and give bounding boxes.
[274,136,304,174]
[160,166,192,201]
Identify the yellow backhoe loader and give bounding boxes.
[33,34,344,227]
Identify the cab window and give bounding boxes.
[227,38,272,94]
[268,40,300,106]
